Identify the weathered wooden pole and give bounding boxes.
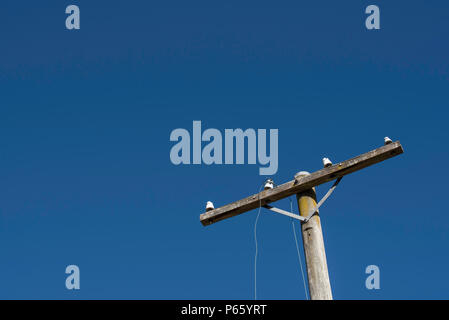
[199,140,403,299]
[295,171,332,300]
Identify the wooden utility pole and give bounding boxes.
[295,171,332,300]
[200,140,403,300]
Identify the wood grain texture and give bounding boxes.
[296,187,332,300]
[200,141,404,226]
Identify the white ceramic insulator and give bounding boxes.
[384,137,393,145]
[206,201,215,211]
[322,157,332,168]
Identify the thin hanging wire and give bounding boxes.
[253,183,264,300]
[255,185,310,300]
[290,197,309,300]
[254,178,341,300]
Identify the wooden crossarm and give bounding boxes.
[200,141,404,226]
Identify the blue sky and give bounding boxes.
[0,1,448,299]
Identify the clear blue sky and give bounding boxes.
[0,1,448,299]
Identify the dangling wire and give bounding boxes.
[289,197,309,300]
[254,178,342,300]
[253,183,264,300]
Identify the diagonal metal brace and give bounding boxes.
[263,177,343,223]
[263,205,306,222]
